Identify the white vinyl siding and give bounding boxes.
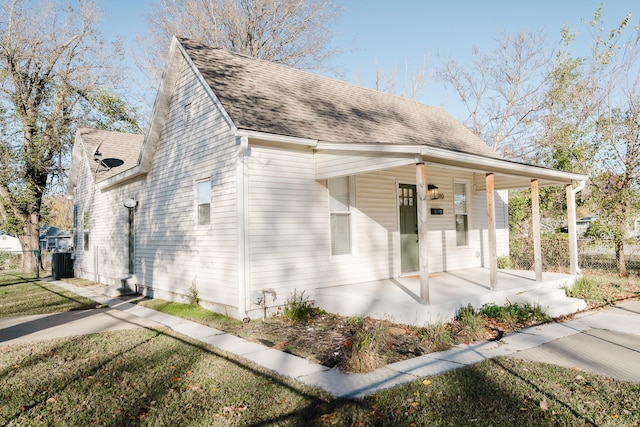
[71,55,240,314]
[246,144,328,298]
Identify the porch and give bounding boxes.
[314,268,586,326]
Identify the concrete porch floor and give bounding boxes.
[314,268,582,326]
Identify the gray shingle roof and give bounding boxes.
[179,37,498,158]
[77,128,144,183]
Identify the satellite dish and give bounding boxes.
[123,198,137,209]
[92,141,103,159]
[93,140,111,175]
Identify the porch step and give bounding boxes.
[104,285,136,298]
[509,288,587,318]
[509,288,567,306]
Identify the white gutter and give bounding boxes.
[317,142,421,154]
[236,136,251,322]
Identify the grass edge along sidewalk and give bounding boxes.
[1,272,640,425]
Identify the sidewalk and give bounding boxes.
[2,279,639,399]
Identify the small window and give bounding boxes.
[197,180,211,226]
[83,209,90,250]
[329,176,352,255]
[183,103,192,131]
[454,182,468,246]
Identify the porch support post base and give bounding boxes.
[416,162,429,304]
[486,173,497,290]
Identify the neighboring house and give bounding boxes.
[0,233,21,253]
[561,216,598,236]
[67,37,588,322]
[39,225,73,252]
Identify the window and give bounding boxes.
[454,182,468,246]
[197,180,211,226]
[183,103,192,131]
[329,176,352,255]
[83,210,90,251]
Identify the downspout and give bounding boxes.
[568,180,586,276]
[237,136,251,322]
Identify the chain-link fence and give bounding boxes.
[0,250,52,273]
[0,250,26,271]
[504,236,640,275]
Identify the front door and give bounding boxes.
[399,184,419,273]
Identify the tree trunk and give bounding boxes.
[614,238,627,276]
[19,214,40,273]
[19,124,47,273]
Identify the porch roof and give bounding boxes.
[313,142,589,189]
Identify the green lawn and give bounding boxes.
[0,272,102,316]
[1,271,639,426]
[1,328,639,426]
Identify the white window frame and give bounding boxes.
[196,179,211,227]
[454,179,471,247]
[328,176,356,257]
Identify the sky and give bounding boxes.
[100,0,640,121]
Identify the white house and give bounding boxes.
[67,37,588,324]
[0,233,21,253]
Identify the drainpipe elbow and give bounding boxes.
[572,180,586,195]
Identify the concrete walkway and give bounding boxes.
[1,279,639,399]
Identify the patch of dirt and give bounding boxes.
[224,310,548,373]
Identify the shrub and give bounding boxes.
[497,255,513,269]
[456,304,485,340]
[343,319,388,373]
[283,289,313,322]
[187,279,199,306]
[421,321,454,351]
[567,275,603,305]
[480,302,550,327]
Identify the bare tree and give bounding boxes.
[0,0,132,271]
[371,57,430,101]
[437,30,552,159]
[143,0,341,78]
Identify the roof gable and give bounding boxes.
[178,37,497,158]
[75,128,144,183]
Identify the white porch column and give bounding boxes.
[531,179,543,281]
[486,173,497,289]
[566,183,580,275]
[416,162,429,304]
